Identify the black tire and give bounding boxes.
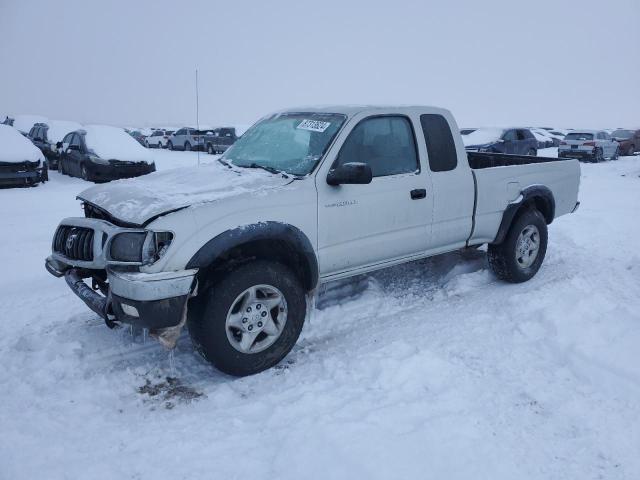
[59,160,66,175]
[81,164,90,181]
[167,141,173,151]
[527,148,536,156]
[611,147,619,160]
[629,144,635,156]
[487,208,548,283]
[207,144,214,155]
[188,261,306,376]
[185,142,191,151]
[593,148,604,163]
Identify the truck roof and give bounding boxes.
[276,105,451,117]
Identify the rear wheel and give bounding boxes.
[207,144,214,155]
[629,144,636,156]
[167,141,173,151]
[59,160,66,175]
[611,147,619,160]
[188,260,306,376]
[593,147,604,162]
[81,164,90,181]
[527,148,536,156]
[185,142,191,151]
[488,208,548,283]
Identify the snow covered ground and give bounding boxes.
[1,150,639,479]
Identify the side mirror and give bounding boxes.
[56,141,63,149]
[496,138,505,144]
[327,162,373,186]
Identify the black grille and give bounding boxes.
[53,226,94,261]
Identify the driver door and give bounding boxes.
[316,115,433,278]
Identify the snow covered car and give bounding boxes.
[0,124,48,187]
[558,130,619,162]
[12,114,48,136]
[58,125,155,182]
[463,128,538,155]
[28,120,83,169]
[167,127,209,151]
[45,106,580,377]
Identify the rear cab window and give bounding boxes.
[420,114,457,172]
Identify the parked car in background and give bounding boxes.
[28,120,83,169]
[530,128,554,148]
[58,125,155,182]
[12,114,48,136]
[204,127,239,154]
[145,129,174,148]
[460,128,477,135]
[558,130,618,162]
[610,129,640,156]
[2,115,14,126]
[463,127,538,155]
[0,124,47,187]
[167,127,211,151]
[128,130,148,147]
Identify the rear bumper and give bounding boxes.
[558,149,595,161]
[46,256,197,329]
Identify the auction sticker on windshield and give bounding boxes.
[297,119,331,132]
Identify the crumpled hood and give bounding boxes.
[78,161,292,225]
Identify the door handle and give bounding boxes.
[410,188,426,200]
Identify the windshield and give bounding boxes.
[565,132,593,141]
[221,112,346,176]
[611,129,632,139]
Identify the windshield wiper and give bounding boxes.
[243,163,290,177]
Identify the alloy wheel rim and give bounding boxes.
[515,224,540,269]
[225,284,288,354]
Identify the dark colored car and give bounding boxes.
[463,128,538,156]
[2,116,14,126]
[58,126,156,182]
[27,121,82,169]
[204,127,239,154]
[610,129,640,156]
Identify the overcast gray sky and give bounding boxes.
[1,0,638,129]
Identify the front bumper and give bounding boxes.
[0,161,47,187]
[87,161,156,182]
[46,256,197,329]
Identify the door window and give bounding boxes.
[70,133,83,151]
[502,130,517,141]
[516,130,527,141]
[336,116,418,177]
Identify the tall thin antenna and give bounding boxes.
[195,68,200,167]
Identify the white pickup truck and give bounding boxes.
[45,106,581,376]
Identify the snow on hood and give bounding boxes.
[0,125,45,163]
[47,120,83,144]
[13,114,48,134]
[83,125,153,164]
[462,128,505,147]
[78,161,292,225]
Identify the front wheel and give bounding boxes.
[167,141,173,151]
[81,164,90,181]
[593,147,604,162]
[207,144,214,155]
[488,208,548,283]
[611,147,619,160]
[527,148,536,156]
[185,142,191,151]
[188,261,306,376]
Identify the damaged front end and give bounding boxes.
[0,160,47,187]
[45,217,197,349]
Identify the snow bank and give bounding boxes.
[83,125,152,163]
[0,124,45,163]
[462,127,504,146]
[46,120,82,144]
[12,114,48,134]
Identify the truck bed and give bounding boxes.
[466,152,581,245]
[467,151,571,169]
